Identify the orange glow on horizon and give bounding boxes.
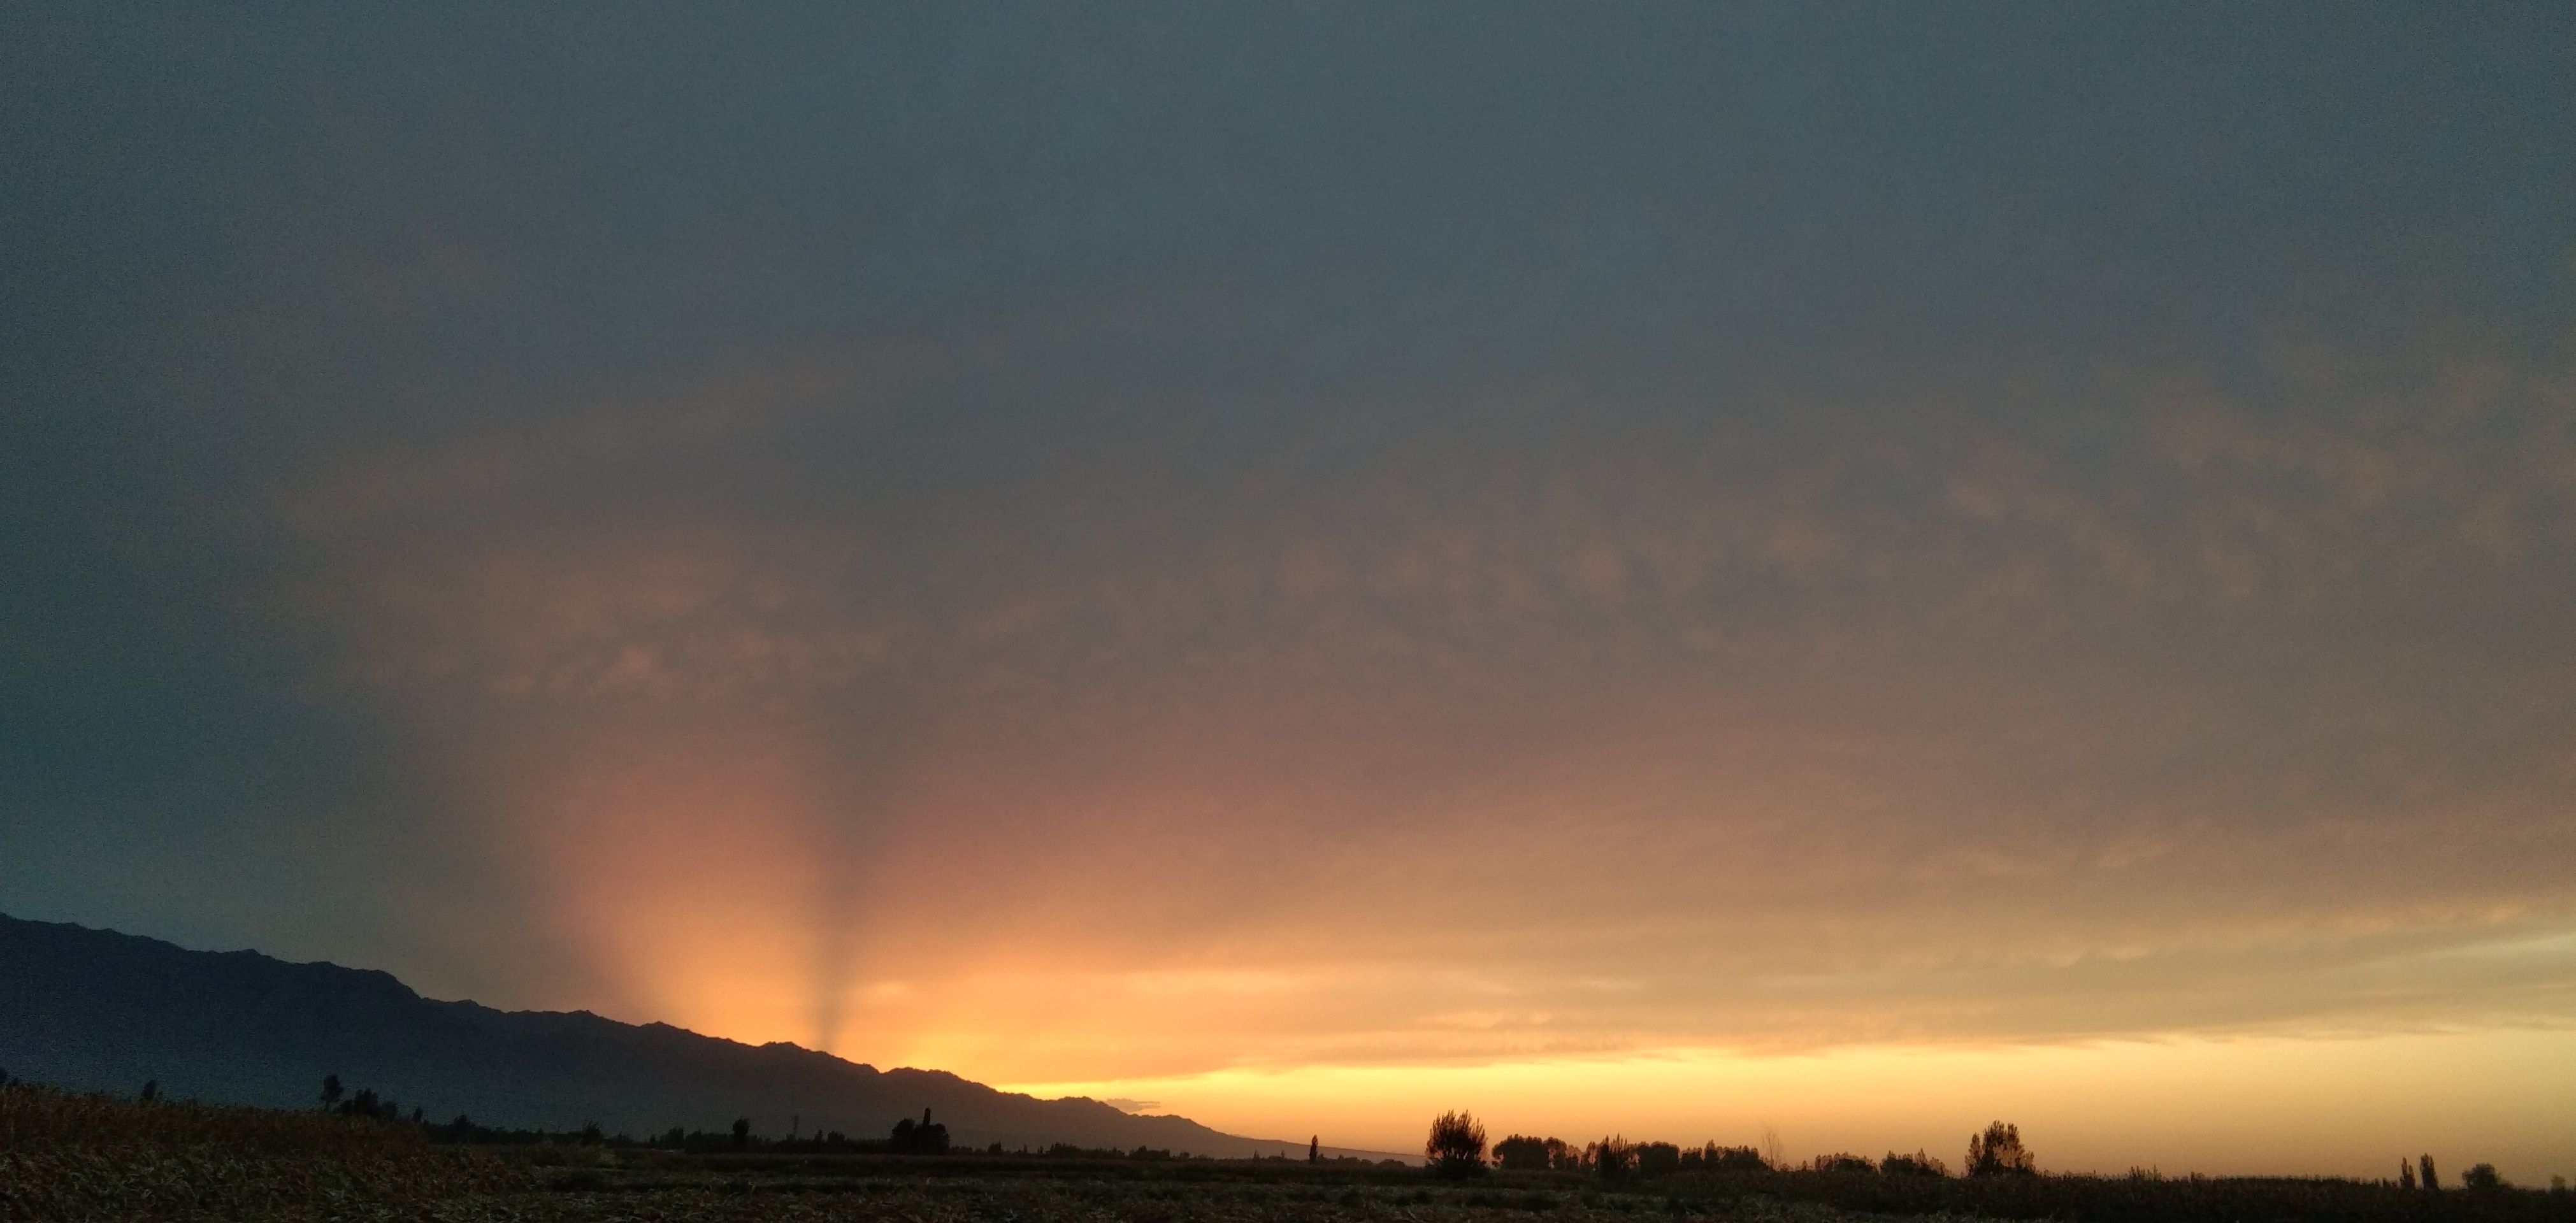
[997,1032,2576,1185]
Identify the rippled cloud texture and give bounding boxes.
[5,3,2573,1165]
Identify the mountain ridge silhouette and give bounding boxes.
[0,913,1399,1159]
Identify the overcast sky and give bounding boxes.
[5,2,2573,1172]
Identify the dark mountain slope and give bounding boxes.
[0,914,1386,1158]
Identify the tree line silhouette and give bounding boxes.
[291,1072,1402,1165]
[308,1073,978,1155]
[1437,1110,1970,1182]
[1425,1110,2532,1199]
[78,1071,2540,1199]
[315,1074,424,1124]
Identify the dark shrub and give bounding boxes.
[1494,1134,1554,1171]
[1427,1111,1488,1177]
[1708,1145,1767,1172]
[1966,1122,2034,1177]
[1883,1150,1948,1177]
[1634,1142,1682,1178]
[1589,1136,1631,1179]
[890,1108,950,1154]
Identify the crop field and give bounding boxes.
[0,1085,1875,1223]
[6,1085,2572,1223]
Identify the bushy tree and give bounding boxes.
[1635,1142,1682,1178]
[1816,1152,1875,1173]
[1883,1149,1949,1178]
[1706,1145,1768,1172]
[1493,1134,1553,1171]
[2463,1162,2501,1190]
[891,1108,950,1153]
[320,1075,343,1110]
[1588,1136,1632,1179]
[1425,1111,1488,1177]
[1966,1122,2034,1177]
[731,1117,751,1148]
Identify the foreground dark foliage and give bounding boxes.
[1644,1168,2576,1223]
[0,1081,526,1219]
[6,1084,2572,1223]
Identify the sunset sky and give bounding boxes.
[5,3,2573,1180]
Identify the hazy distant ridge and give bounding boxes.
[0,914,1386,1158]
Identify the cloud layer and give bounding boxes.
[4,2,2573,1110]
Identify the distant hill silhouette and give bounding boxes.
[0,913,1395,1159]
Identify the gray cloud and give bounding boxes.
[4,3,2572,1069]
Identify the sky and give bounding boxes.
[5,1,2574,1179]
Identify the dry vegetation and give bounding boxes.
[8,1085,2572,1223]
[0,1084,525,1219]
[0,1084,1897,1222]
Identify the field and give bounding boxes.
[6,1085,2573,1223]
